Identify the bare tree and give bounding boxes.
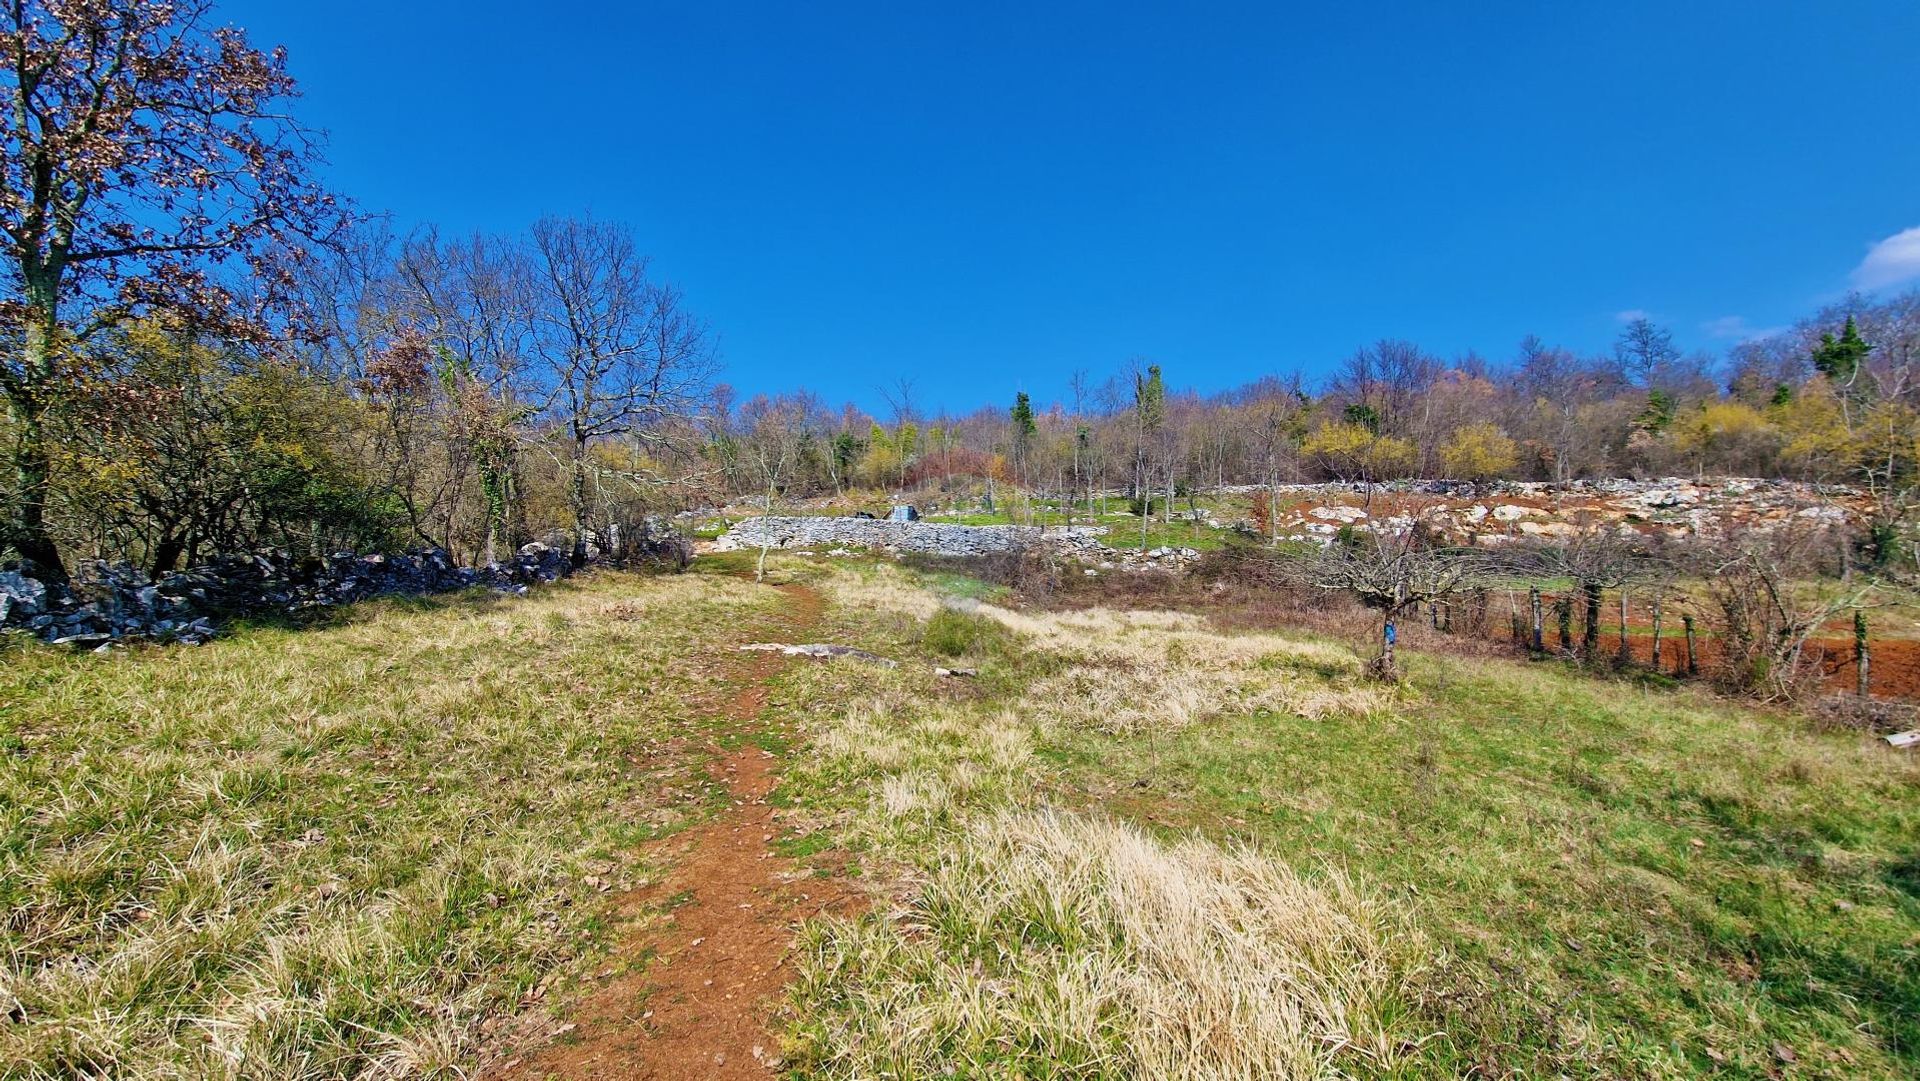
[1524,523,1649,658]
[1292,514,1489,679]
[525,216,715,567]
[1701,526,1878,700]
[740,394,811,582]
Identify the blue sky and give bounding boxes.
[222,1,1918,412]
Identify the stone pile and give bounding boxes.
[710,515,1207,572]
[1,540,594,649]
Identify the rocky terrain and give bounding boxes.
[1242,477,1868,546]
[707,479,1868,568]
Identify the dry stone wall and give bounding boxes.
[4,541,596,649]
[711,516,1110,558]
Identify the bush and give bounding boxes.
[921,607,1011,658]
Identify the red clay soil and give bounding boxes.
[493,581,858,1080]
[1485,620,1920,700]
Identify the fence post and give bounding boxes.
[1651,595,1664,668]
[1855,609,1870,699]
[1617,589,1630,662]
[1529,585,1544,652]
[1682,614,1698,676]
[1556,595,1574,653]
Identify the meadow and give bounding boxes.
[3,555,1916,1079]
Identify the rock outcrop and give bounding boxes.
[1223,478,1871,546]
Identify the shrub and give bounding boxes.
[921,606,1010,658]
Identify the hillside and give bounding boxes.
[4,555,1916,1079]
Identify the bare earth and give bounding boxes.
[495,581,857,1080]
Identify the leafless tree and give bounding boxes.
[524,216,716,566]
[1701,525,1879,700]
[740,393,812,582]
[1290,512,1491,680]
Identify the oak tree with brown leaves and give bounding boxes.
[1,0,342,579]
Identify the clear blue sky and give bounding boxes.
[222,0,1918,412]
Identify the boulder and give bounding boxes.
[0,570,47,621]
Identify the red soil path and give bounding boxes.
[493,581,857,1080]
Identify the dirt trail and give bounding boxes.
[496,580,854,1080]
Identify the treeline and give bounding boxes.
[20,219,1920,583]
[715,299,1919,553]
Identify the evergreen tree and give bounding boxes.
[1811,315,1871,383]
[1634,389,1676,433]
[1009,392,1036,459]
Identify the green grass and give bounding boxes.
[8,554,1915,1079]
[0,572,774,1079]
[920,607,1014,658]
[771,564,1920,1079]
[1040,658,1920,1076]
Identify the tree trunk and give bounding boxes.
[1683,614,1698,676]
[1617,589,1631,662]
[1651,595,1664,668]
[1376,614,1398,680]
[7,311,68,581]
[1581,581,1602,658]
[568,435,591,569]
[150,534,187,579]
[1855,610,1870,698]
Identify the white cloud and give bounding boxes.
[1701,315,1786,343]
[1614,308,1652,323]
[1851,226,1920,291]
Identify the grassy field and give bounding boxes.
[4,554,1916,1078]
[0,573,777,1079]
[770,559,1920,1079]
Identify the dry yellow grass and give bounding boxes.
[789,809,1424,1079]
[972,602,1393,734]
[781,562,1430,1077]
[0,572,771,1080]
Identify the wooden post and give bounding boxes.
[1529,585,1544,653]
[1617,589,1631,662]
[1650,595,1664,668]
[1556,595,1573,653]
[1682,614,1698,676]
[1855,610,1870,699]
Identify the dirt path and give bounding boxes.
[496,580,855,1080]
